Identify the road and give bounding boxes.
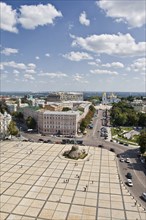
[83,109,146,208]
[20,109,146,208]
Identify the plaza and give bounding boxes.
[0,141,145,220]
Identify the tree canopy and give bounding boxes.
[139,130,146,154]
[110,101,146,127]
[26,116,37,129]
[7,120,19,136]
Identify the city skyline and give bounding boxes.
[0,0,146,92]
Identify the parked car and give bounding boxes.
[98,144,103,148]
[110,148,115,152]
[38,138,44,142]
[141,192,146,201]
[120,157,124,162]
[126,172,132,179]
[125,158,130,163]
[127,179,133,187]
[140,158,145,163]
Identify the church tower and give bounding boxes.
[102,92,107,105]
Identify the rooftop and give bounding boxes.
[0,141,145,220]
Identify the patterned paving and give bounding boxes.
[0,141,146,220]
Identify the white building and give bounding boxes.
[22,100,91,136]
[102,92,120,105]
[0,112,12,136]
[131,100,146,113]
[38,111,80,136]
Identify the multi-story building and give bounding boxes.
[38,111,79,136]
[22,100,91,136]
[0,112,12,136]
[131,100,146,112]
[47,92,83,102]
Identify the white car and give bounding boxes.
[127,179,133,187]
[125,158,130,163]
[120,157,124,162]
[142,192,146,201]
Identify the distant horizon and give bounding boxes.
[1,90,145,95]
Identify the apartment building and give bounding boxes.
[38,111,79,136]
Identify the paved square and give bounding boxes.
[0,141,146,219]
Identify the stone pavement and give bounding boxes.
[0,141,145,220]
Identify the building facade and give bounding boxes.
[47,92,83,102]
[38,111,79,136]
[0,112,12,136]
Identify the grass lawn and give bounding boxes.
[112,127,139,145]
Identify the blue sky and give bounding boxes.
[0,0,146,92]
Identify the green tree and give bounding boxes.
[62,107,71,111]
[138,113,146,127]
[139,131,146,154]
[7,120,19,136]
[127,112,138,126]
[26,116,37,129]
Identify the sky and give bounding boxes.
[0,0,146,92]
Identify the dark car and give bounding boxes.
[98,144,103,148]
[38,138,44,142]
[126,172,132,179]
[110,148,115,152]
[43,140,48,143]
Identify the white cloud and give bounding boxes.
[28,63,36,70]
[35,56,40,60]
[24,74,35,80]
[68,23,74,30]
[1,47,18,56]
[2,61,26,70]
[0,64,4,70]
[96,0,146,28]
[0,2,18,33]
[73,73,88,83]
[13,70,20,74]
[88,61,99,67]
[90,69,119,75]
[71,33,146,57]
[45,53,50,57]
[130,58,146,72]
[25,69,36,74]
[63,51,93,61]
[38,72,67,78]
[102,62,124,68]
[19,4,62,29]
[1,61,36,72]
[73,73,83,81]
[79,11,90,26]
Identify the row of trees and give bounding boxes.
[80,105,96,132]
[139,131,146,154]
[110,101,146,127]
